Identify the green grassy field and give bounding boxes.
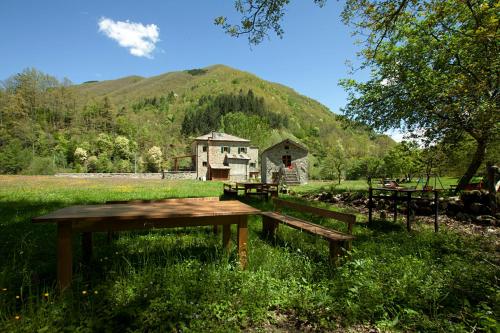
[0,176,497,332]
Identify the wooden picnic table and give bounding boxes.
[235,182,278,199]
[32,198,261,291]
[368,187,440,232]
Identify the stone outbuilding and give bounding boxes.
[261,139,308,185]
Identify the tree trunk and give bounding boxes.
[455,139,487,194]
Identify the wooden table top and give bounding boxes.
[33,200,261,223]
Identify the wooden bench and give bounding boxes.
[261,198,356,265]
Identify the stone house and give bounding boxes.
[191,132,259,181]
[261,139,308,185]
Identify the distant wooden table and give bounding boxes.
[368,187,440,232]
[235,182,278,200]
[33,199,261,291]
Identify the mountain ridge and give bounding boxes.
[0,64,394,175]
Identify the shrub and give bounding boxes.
[87,156,98,173]
[114,159,132,173]
[23,157,56,175]
[74,147,88,164]
[114,136,131,160]
[96,154,113,173]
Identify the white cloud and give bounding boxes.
[98,17,160,58]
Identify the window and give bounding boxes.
[202,145,207,152]
[284,145,289,150]
[249,162,256,168]
[221,146,230,153]
[202,161,207,167]
[238,147,247,154]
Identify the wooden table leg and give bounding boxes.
[82,232,92,265]
[223,224,231,252]
[368,187,373,223]
[393,191,398,222]
[406,191,411,232]
[57,222,73,292]
[237,216,248,269]
[213,225,219,235]
[434,191,439,232]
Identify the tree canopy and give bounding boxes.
[219,0,499,190]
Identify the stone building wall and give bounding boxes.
[261,142,308,184]
[193,140,258,180]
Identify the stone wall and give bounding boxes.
[261,142,308,184]
[162,171,197,180]
[56,173,163,179]
[55,172,197,180]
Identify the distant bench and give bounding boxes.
[261,198,356,265]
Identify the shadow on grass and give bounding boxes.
[365,218,406,233]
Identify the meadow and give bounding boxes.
[0,176,497,332]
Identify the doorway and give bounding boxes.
[282,155,292,167]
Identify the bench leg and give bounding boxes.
[223,224,231,252]
[237,216,248,269]
[329,240,342,267]
[262,216,278,238]
[213,225,219,235]
[82,232,92,265]
[57,222,73,292]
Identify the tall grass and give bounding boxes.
[0,176,497,332]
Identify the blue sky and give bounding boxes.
[0,0,368,115]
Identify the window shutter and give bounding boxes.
[220,147,223,153]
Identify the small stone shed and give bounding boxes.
[261,139,308,184]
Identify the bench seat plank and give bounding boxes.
[261,211,354,241]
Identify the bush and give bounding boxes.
[0,140,31,174]
[74,147,88,164]
[23,157,56,175]
[114,136,131,160]
[114,159,132,173]
[87,156,98,172]
[96,154,113,173]
[145,146,163,172]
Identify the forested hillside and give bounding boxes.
[0,65,396,176]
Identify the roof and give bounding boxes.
[210,163,231,170]
[226,153,250,160]
[195,131,250,143]
[261,139,308,154]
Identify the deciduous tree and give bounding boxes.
[219,0,500,192]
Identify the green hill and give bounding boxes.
[0,65,394,175]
